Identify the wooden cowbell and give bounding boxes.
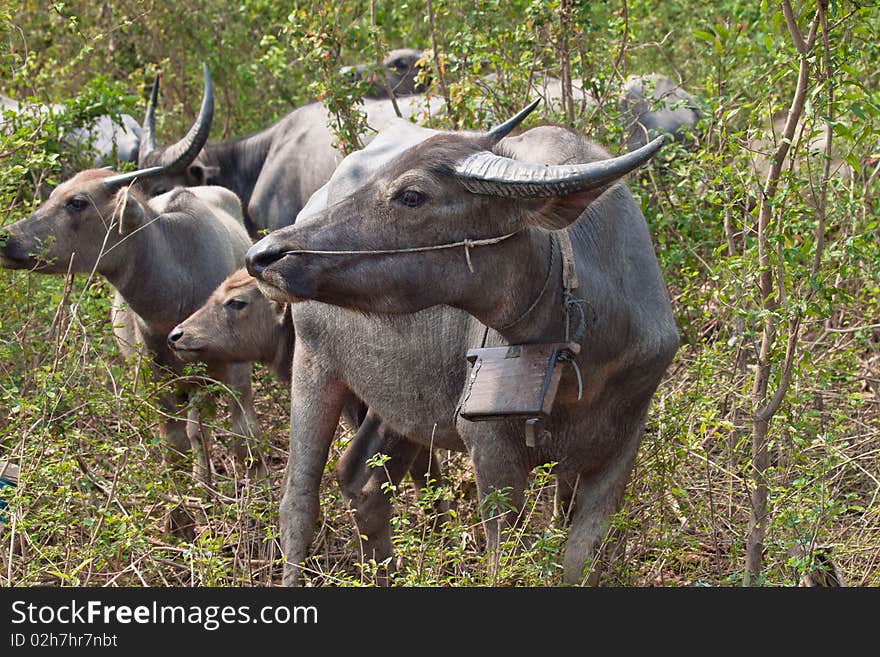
[459,342,580,446]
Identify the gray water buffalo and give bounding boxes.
[530,74,597,115]
[166,268,446,556]
[0,169,264,486]
[748,114,859,185]
[1,94,141,167]
[136,65,443,237]
[619,73,700,151]
[341,48,428,98]
[520,72,700,151]
[75,113,142,166]
[245,104,680,585]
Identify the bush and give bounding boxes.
[1,0,878,587]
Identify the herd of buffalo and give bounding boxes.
[0,50,705,585]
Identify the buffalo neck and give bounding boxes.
[204,125,276,209]
[460,229,568,345]
[268,306,295,383]
[100,222,191,332]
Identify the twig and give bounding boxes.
[370,0,402,118]
[745,2,820,586]
[425,0,455,124]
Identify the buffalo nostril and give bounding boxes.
[168,327,184,345]
[245,242,282,277]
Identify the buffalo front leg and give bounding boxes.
[562,431,642,586]
[158,387,192,471]
[465,428,530,579]
[156,388,197,540]
[185,404,213,484]
[212,362,267,479]
[281,348,348,586]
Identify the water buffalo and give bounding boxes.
[169,269,294,383]
[340,48,428,98]
[0,169,264,486]
[530,74,597,115]
[74,113,142,166]
[166,268,446,559]
[513,72,699,151]
[1,94,141,167]
[136,65,443,237]
[245,105,680,585]
[619,73,700,151]
[748,114,858,184]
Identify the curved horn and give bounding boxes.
[101,166,167,190]
[455,134,667,198]
[158,62,214,173]
[487,98,540,144]
[138,72,161,166]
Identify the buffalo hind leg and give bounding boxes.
[160,416,191,469]
[155,372,208,482]
[407,447,449,520]
[339,393,368,432]
[407,447,443,491]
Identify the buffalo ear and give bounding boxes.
[520,183,615,231]
[187,162,220,185]
[114,188,149,236]
[270,299,287,318]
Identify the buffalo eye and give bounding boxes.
[224,298,247,311]
[395,189,426,208]
[66,196,89,212]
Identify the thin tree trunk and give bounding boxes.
[370,0,402,118]
[558,0,574,123]
[744,1,820,585]
[425,0,455,124]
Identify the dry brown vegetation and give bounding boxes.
[1,0,878,586]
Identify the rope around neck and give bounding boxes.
[282,231,520,274]
[496,234,559,332]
